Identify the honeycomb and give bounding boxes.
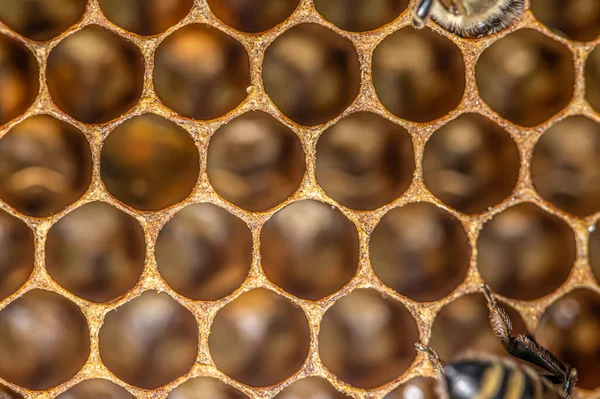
[0,0,599,398]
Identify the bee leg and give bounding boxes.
[481,284,513,348]
[415,343,445,376]
[412,0,433,29]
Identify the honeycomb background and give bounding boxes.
[0,0,599,398]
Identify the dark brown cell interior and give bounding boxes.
[0,384,22,399]
[372,27,465,123]
[207,0,299,33]
[0,34,39,126]
[0,290,90,390]
[262,23,360,126]
[314,0,408,32]
[0,210,33,301]
[261,200,359,300]
[46,25,144,124]
[531,116,600,217]
[275,377,350,399]
[0,115,93,217]
[476,29,574,127]
[99,291,198,389]
[154,24,250,120]
[319,289,418,389]
[45,202,146,303]
[383,376,438,399]
[370,203,471,302]
[99,0,193,36]
[423,113,520,214]
[537,289,600,389]
[590,221,600,285]
[585,44,600,114]
[166,377,248,399]
[316,112,414,210]
[0,0,87,41]
[100,114,200,211]
[531,0,600,42]
[209,288,310,387]
[56,379,134,399]
[477,203,576,300]
[156,203,252,301]
[207,111,306,212]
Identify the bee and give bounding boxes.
[411,0,525,38]
[415,285,578,399]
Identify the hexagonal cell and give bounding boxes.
[99,291,198,389]
[0,34,39,126]
[383,377,438,399]
[156,203,252,301]
[532,116,600,217]
[0,385,22,399]
[316,112,414,210]
[154,24,249,120]
[423,114,520,214]
[537,289,600,389]
[275,377,349,399]
[46,25,144,124]
[46,202,146,303]
[319,289,418,389]
[476,29,574,127]
[370,203,471,302]
[372,27,464,123]
[207,0,299,33]
[56,379,134,399]
[0,115,92,217]
[99,0,193,36]
[0,0,86,41]
[0,290,90,389]
[261,200,359,300]
[207,111,305,212]
[477,203,576,300]
[0,210,33,300]
[262,23,360,126]
[166,377,248,399]
[531,0,600,42]
[585,44,600,113]
[100,114,199,211]
[209,288,310,387]
[314,0,408,32]
[430,293,526,361]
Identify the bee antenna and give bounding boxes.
[412,0,433,29]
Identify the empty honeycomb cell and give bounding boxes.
[45,202,145,303]
[0,115,92,217]
[586,44,600,113]
[531,0,600,42]
[316,112,414,210]
[372,27,464,123]
[590,221,600,284]
[46,25,144,124]
[0,290,90,389]
[100,114,199,211]
[476,29,575,127]
[262,23,360,126]
[477,203,576,300]
[0,34,39,126]
[0,0,86,41]
[382,377,438,399]
[207,111,305,212]
[532,116,600,217]
[319,289,418,389]
[207,0,299,33]
[423,114,520,214]
[56,379,134,399]
[209,288,310,387]
[166,377,248,399]
[429,293,526,361]
[370,203,471,302]
[536,289,600,389]
[99,0,193,36]
[99,291,198,389]
[275,377,349,399]
[156,203,252,301]
[154,24,250,120]
[0,210,33,301]
[314,0,408,32]
[0,385,22,399]
[261,200,359,300]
